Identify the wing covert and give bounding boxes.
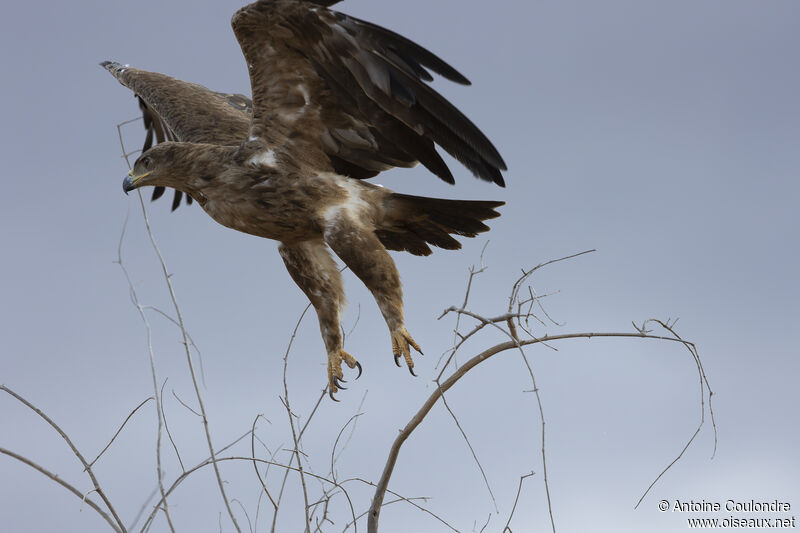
[102,61,252,208]
[231,0,506,186]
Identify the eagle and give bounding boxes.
[103,0,506,399]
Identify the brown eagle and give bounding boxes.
[103,0,506,399]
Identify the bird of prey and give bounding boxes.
[103,0,506,399]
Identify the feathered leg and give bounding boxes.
[278,240,361,399]
[324,218,423,375]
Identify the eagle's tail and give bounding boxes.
[375,193,503,256]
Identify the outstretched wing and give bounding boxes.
[101,61,252,209]
[231,0,507,185]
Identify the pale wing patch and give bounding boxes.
[319,173,373,228]
[277,84,312,123]
[298,84,310,106]
[247,149,277,168]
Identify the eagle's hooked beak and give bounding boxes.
[122,168,152,194]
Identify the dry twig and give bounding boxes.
[0,447,123,533]
[117,118,239,532]
[1,386,127,532]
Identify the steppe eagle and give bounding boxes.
[103,0,506,399]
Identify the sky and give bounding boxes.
[1,1,798,532]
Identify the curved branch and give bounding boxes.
[367,331,698,532]
[140,456,357,533]
[133,189,240,532]
[1,386,127,532]
[0,447,122,533]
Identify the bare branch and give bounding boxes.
[143,456,358,533]
[343,477,455,533]
[254,488,267,533]
[272,302,323,533]
[343,303,361,343]
[503,471,535,532]
[513,343,555,533]
[133,188,240,532]
[477,513,491,533]
[114,209,174,532]
[171,389,202,417]
[342,496,437,533]
[633,319,717,508]
[129,486,160,531]
[119,117,240,530]
[1,386,127,532]
[279,395,312,532]
[508,249,597,314]
[0,447,123,533]
[367,329,702,532]
[251,414,278,511]
[280,303,315,532]
[435,246,489,371]
[299,389,328,439]
[141,305,207,387]
[435,382,498,511]
[160,380,185,473]
[334,391,368,465]
[87,396,154,469]
[330,413,364,484]
[139,430,255,533]
[528,286,563,327]
[232,498,254,533]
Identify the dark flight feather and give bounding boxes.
[231,0,506,186]
[343,15,472,85]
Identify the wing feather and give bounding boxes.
[231,0,506,186]
[101,61,252,208]
[102,61,251,146]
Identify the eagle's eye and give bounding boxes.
[140,156,152,169]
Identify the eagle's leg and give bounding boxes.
[324,220,423,375]
[278,240,360,398]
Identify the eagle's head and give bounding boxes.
[123,146,170,193]
[123,142,223,195]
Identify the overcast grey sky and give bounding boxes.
[1,1,798,532]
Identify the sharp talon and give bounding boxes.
[328,390,340,402]
[408,366,417,377]
[354,361,363,379]
[394,353,401,367]
[333,377,347,390]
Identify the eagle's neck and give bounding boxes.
[157,142,239,200]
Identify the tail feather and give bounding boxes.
[377,193,503,256]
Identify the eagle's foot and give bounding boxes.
[327,349,362,401]
[391,327,423,376]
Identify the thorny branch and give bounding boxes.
[368,250,714,533]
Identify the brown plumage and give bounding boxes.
[104,0,506,399]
